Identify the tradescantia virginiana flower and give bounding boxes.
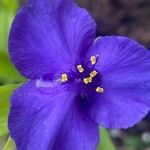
[8,0,150,149]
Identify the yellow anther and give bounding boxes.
[77,65,84,73]
[61,73,68,82]
[90,56,97,65]
[96,87,104,93]
[88,77,92,83]
[90,70,98,78]
[83,77,92,84]
[83,78,89,84]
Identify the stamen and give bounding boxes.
[77,65,84,73]
[90,56,97,65]
[83,77,92,84]
[96,87,104,93]
[90,70,98,78]
[61,73,68,82]
[88,77,92,83]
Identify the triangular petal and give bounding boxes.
[9,81,99,149]
[9,0,96,79]
[88,36,150,128]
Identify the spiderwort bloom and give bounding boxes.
[8,0,150,149]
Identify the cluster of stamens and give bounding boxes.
[61,56,104,94]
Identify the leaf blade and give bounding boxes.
[97,128,116,150]
[3,137,15,150]
[0,84,21,136]
[0,52,25,84]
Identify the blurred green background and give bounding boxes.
[0,0,150,150]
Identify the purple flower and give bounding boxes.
[8,0,150,149]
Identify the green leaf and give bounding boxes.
[0,7,13,52]
[0,109,9,136]
[97,128,116,150]
[3,137,15,150]
[1,0,19,13]
[0,84,21,136]
[0,0,18,51]
[0,52,25,84]
[0,134,9,150]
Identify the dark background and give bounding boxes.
[77,0,150,49]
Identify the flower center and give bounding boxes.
[61,55,104,94]
[36,55,104,95]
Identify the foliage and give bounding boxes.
[0,52,25,84]
[3,137,15,150]
[0,84,20,136]
[0,0,18,52]
[98,128,116,150]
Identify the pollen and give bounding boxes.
[96,87,104,93]
[83,77,92,84]
[90,70,98,78]
[61,73,68,82]
[77,65,84,73]
[90,56,97,65]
